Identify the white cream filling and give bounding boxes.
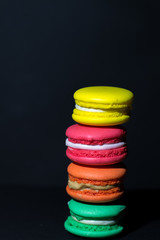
[75,104,106,112]
[66,138,125,150]
[72,216,116,226]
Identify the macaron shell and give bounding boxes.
[64,216,123,238]
[66,146,127,166]
[66,124,126,142]
[74,86,134,107]
[66,185,124,203]
[72,111,130,126]
[67,163,126,181]
[68,199,126,219]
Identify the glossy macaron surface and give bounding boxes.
[68,199,126,219]
[66,124,126,141]
[73,86,134,108]
[67,162,126,180]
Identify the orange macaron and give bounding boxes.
[66,163,126,203]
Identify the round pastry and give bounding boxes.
[72,86,134,126]
[64,199,126,238]
[65,124,127,165]
[66,163,126,203]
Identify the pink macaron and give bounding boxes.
[65,124,127,166]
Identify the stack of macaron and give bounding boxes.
[64,86,134,238]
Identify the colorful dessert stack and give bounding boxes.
[64,86,134,238]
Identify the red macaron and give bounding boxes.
[65,124,127,166]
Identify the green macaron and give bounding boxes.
[64,199,126,238]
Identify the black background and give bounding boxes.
[0,0,160,239]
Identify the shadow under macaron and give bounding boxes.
[120,189,160,236]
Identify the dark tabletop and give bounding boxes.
[0,185,160,240]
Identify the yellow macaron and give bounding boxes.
[72,86,134,126]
